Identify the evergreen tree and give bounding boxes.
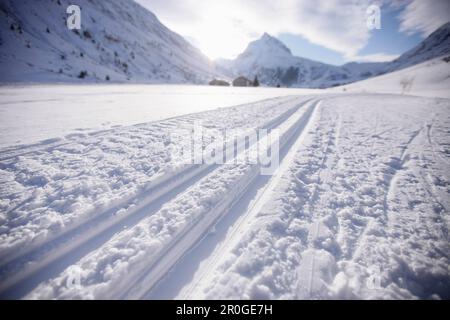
[253,75,260,87]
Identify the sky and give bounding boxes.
[137,0,450,65]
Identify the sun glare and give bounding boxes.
[192,3,253,60]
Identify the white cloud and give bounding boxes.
[136,0,448,62]
[396,0,450,37]
[137,0,381,60]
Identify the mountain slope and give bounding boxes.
[217,33,389,88]
[218,33,358,88]
[387,22,450,72]
[338,55,450,99]
[219,22,450,88]
[0,0,217,83]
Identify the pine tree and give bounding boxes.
[253,75,260,87]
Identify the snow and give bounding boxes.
[0,0,219,84]
[387,22,450,71]
[0,94,305,259]
[173,94,450,300]
[217,23,450,89]
[20,98,317,299]
[0,0,449,302]
[0,94,318,298]
[336,56,450,99]
[1,90,448,300]
[1,41,449,299]
[1,0,448,90]
[0,84,317,148]
[218,33,356,88]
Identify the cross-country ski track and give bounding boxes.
[0,93,449,300]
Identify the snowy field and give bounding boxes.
[0,84,449,300]
[336,57,450,99]
[0,85,317,148]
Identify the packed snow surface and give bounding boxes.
[176,95,450,300]
[0,84,316,148]
[0,88,449,300]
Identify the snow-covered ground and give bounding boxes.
[0,85,449,299]
[337,57,450,99]
[174,95,450,300]
[1,0,449,302]
[0,84,317,148]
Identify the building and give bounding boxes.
[209,78,230,86]
[232,76,253,87]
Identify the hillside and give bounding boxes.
[337,55,450,98]
[0,0,218,83]
[216,33,360,88]
[217,22,450,88]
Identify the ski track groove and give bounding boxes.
[2,93,449,300]
[0,96,298,162]
[176,101,321,300]
[303,112,338,216]
[383,126,423,213]
[126,100,320,299]
[299,108,342,298]
[351,124,425,264]
[0,97,313,298]
[383,119,449,260]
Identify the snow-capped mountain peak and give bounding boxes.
[249,33,292,55]
[238,33,292,62]
[218,22,450,88]
[224,32,353,88]
[232,32,300,75]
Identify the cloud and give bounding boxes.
[244,0,377,59]
[395,0,450,37]
[137,0,382,60]
[136,0,448,62]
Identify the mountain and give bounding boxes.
[217,33,359,88]
[337,56,450,99]
[0,0,218,83]
[1,0,448,86]
[386,22,450,72]
[218,22,450,88]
